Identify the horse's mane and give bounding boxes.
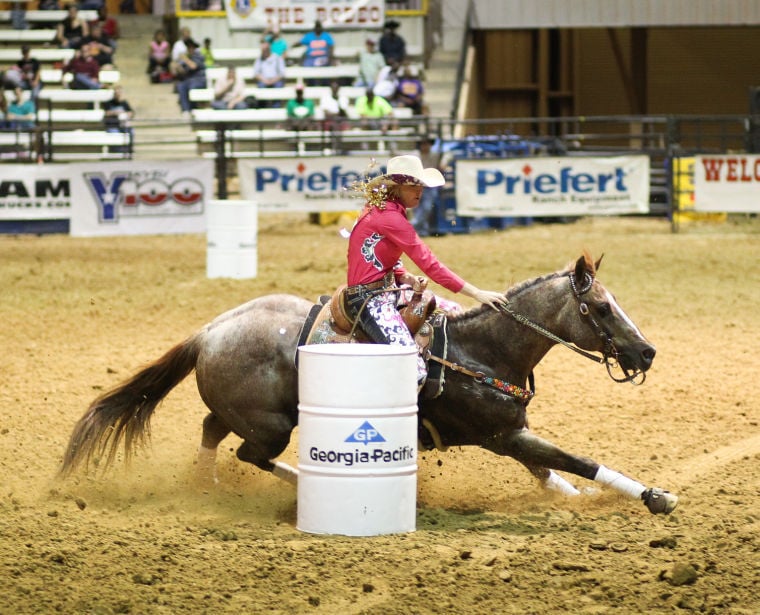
[448,252,597,324]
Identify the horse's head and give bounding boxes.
[562,252,656,382]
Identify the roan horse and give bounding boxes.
[60,253,677,515]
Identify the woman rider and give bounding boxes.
[345,154,506,385]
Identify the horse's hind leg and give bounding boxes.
[235,418,299,486]
[196,412,232,484]
[494,428,677,514]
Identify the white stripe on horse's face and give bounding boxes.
[604,288,644,337]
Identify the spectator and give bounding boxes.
[63,44,102,90]
[82,22,116,69]
[373,58,400,101]
[6,87,35,130]
[175,38,206,118]
[170,27,192,77]
[3,46,42,100]
[293,20,334,68]
[201,37,215,68]
[410,136,443,237]
[263,23,288,58]
[147,29,170,81]
[395,64,426,115]
[102,84,134,136]
[91,5,119,41]
[55,5,89,49]
[212,66,247,110]
[286,84,315,131]
[320,80,350,126]
[355,38,386,88]
[252,40,286,106]
[355,88,394,132]
[379,19,406,64]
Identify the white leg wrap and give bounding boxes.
[545,470,581,496]
[272,461,299,486]
[196,445,219,483]
[594,465,645,500]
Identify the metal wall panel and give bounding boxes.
[471,0,760,28]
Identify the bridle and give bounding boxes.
[499,272,646,385]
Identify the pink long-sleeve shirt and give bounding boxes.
[346,200,465,293]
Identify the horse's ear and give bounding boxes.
[574,254,589,282]
[594,253,604,272]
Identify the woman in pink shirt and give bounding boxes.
[346,155,506,384]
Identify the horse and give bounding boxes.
[59,252,677,515]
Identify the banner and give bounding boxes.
[226,0,385,31]
[67,160,213,237]
[455,156,651,217]
[238,156,377,212]
[693,154,760,213]
[0,165,72,221]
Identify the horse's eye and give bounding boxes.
[597,303,611,318]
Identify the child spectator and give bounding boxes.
[103,84,134,134]
[201,37,215,68]
[147,29,170,81]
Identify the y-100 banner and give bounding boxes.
[454,156,651,217]
[693,154,760,213]
[0,160,213,237]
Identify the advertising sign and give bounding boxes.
[226,0,385,31]
[455,156,651,217]
[693,154,760,213]
[238,156,376,212]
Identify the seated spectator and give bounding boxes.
[63,44,102,90]
[286,84,315,131]
[91,5,119,41]
[320,80,350,127]
[263,23,288,58]
[395,64,426,115]
[355,88,394,132]
[212,67,247,110]
[56,5,89,49]
[3,45,42,100]
[82,22,116,69]
[147,29,170,81]
[103,84,134,134]
[170,27,192,77]
[175,38,206,117]
[373,58,400,101]
[201,37,215,68]
[252,40,286,106]
[355,38,386,89]
[293,20,334,68]
[379,19,406,64]
[6,87,35,130]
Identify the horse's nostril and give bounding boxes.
[642,346,656,362]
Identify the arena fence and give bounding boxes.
[2,113,758,232]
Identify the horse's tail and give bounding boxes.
[59,334,202,478]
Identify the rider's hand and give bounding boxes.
[460,283,506,311]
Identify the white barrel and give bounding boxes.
[297,344,418,536]
[206,199,257,279]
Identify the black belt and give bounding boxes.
[345,271,395,296]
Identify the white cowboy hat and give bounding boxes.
[384,155,444,187]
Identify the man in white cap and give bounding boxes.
[345,155,506,385]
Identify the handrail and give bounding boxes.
[450,0,475,121]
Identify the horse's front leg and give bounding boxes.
[488,428,678,514]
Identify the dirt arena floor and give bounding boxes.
[2,214,759,614]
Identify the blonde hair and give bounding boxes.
[347,159,405,210]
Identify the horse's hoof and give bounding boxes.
[642,487,678,514]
